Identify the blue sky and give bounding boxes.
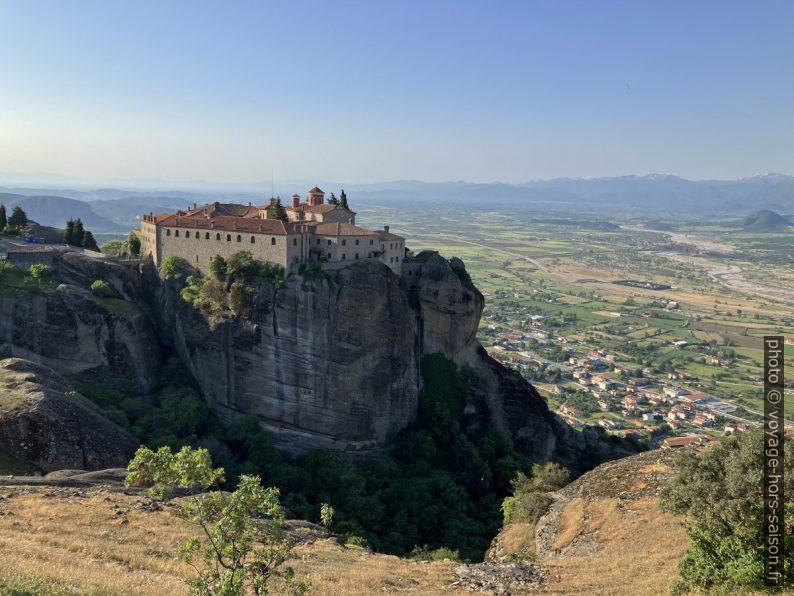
[0,0,792,184]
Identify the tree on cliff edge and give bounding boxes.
[0,204,6,231]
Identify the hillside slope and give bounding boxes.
[0,449,688,595]
[487,448,689,595]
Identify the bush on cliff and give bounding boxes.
[161,255,190,280]
[661,430,794,592]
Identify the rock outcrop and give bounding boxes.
[0,358,139,471]
[0,252,161,394]
[157,261,420,454]
[1,249,629,468]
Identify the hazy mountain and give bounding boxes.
[1,173,793,227]
[0,193,125,232]
[741,209,791,232]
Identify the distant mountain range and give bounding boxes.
[1,173,792,232]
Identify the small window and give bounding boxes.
[271,237,276,245]
[166,229,171,236]
[227,234,231,242]
[185,231,190,238]
[327,239,331,246]
[342,239,346,246]
[293,238,297,246]
[237,235,241,242]
[175,230,179,237]
[327,252,332,259]
[342,254,346,260]
[216,233,220,240]
[250,236,255,243]
[316,239,320,245]
[395,256,399,262]
[205,232,210,239]
[369,239,373,245]
[355,253,359,259]
[355,239,359,245]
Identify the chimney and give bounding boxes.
[384,225,390,233]
[292,194,300,208]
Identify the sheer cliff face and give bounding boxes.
[158,251,613,467]
[160,262,421,454]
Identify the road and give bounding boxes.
[433,235,549,271]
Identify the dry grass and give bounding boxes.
[543,497,688,595]
[0,487,462,595]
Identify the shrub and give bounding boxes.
[208,254,227,280]
[161,255,190,279]
[28,263,51,280]
[0,261,15,276]
[127,232,141,256]
[90,279,115,298]
[125,445,224,500]
[661,430,794,592]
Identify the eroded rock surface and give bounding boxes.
[0,358,138,471]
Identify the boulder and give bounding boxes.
[0,358,138,472]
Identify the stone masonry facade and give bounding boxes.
[139,187,406,275]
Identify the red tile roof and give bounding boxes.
[314,223,378,236]
[308,186,324,194]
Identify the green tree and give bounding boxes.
[28,263,51,281]
[72,218,85,246]
[82,230,99,251]
[8,206,27,229]
[0,204,6,230]
[128,232,141,256]
[339,189,348,209]
[328,192,339,205]
[661,430,794,592]
[100,240,124,256]
[161,255,190,279]
[273,197,288,222]
[209,255,227,280]
[125,446,305,595]
[65,218,75,245]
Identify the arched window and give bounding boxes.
[205,232,210,239]
[236,235,241,242]
[175,230,179,237]
[250,236,255,243]
[166,229,171,236]
[216,233,220,240]
[185,231,190,238]
[271,237,276,245]
[293,238,297,246]
[226,234,231,242]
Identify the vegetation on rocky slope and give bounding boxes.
[75,353,537,561]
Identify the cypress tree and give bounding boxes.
[73,218,85,247]
[273,198,288,221]
[65,218,75,245]
[82,230,99,251]
[0,204,6,231]
[340,190,348,209]
[8,206,27,229]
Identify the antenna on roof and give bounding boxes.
[271,170,274,199]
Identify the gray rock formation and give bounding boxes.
[0,252,161,394]
[0,358,139,471]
